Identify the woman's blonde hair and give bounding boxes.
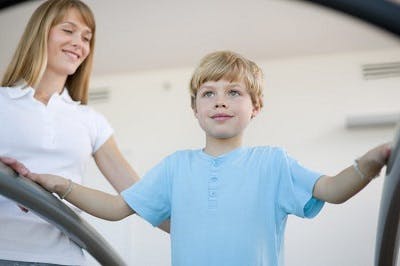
[1,0,95,104]
[189,50,264,110]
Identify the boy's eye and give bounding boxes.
[202,91,214,97]
[228,90,240,96]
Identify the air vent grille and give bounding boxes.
[362,61,400,80]
[88,87,110,104]
[346,113,400,129]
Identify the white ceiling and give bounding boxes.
[0,0,399,76]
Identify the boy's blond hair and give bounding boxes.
[1,0,96,105]
[190,51,264,110]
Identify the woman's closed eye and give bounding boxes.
[62,28,73,34]
[82,35,91,42]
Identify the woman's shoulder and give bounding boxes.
[73,103,101,117]
[0,86,9,93]
[0,86,11,100]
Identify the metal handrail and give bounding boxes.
[375,130,400,266]
[0,162,126,266]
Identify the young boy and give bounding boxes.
[27,51,391,266]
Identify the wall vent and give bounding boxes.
[346,113,400,129]
[362,61,400,80]
[88,87,110,104]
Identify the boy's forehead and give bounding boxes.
[199,78,246,88]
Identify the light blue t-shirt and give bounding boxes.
[122,146,324,266]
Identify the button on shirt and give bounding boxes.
[122,146,324,266]
[0,85,113,265]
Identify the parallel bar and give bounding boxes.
[375,130,400,266]
[299,0,400,36]
[0,163,127,266]
[0,0,34,10]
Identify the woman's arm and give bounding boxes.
[93,136,139,192]
[313,143,391,204]
[93,136,171,232]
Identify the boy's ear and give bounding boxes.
[192,105,199,118]
[251,106,261,119]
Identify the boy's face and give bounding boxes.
[193,79,259,141]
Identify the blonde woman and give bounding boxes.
[0,0,163,265]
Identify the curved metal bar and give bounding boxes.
[0,0,34,11]
[0,162,127,266]
[375,131,400,266]
[299,0,400,37]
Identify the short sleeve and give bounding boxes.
[121,157,172,227]
[277,150,324,218]
[89,109,114,153]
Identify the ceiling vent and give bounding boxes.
[362,61,400,80]
[88,87,110,104]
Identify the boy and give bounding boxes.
[27,51,391,266]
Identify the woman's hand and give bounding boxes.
[0,156,30,176]
[0,156,30,212]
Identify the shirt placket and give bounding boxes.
[42,104,56,149]
[208,159,220,210]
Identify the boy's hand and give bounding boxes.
[358,142,392,179]
[26,173,69,196]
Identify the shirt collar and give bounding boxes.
[60,88,81,105]
[198,146,246,164]
[6,82,80,105]
[6,83,33,99]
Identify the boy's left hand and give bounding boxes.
[359,143,392,178]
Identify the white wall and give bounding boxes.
[82,48,400,266]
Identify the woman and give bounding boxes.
[0,0,168,265]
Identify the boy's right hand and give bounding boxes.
[26,172,69,197]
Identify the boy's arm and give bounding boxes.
[313,143,391,204]
[27,173,134,221]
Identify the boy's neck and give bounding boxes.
[203,135,243,157]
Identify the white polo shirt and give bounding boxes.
[0,84,113,265]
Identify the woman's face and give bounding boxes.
[46,8,92,77]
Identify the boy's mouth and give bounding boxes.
[211,113,233,121]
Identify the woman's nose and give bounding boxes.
[71,33,84,48]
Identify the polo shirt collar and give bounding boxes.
[6,83,80,105]
[60,88,81,105]
[6,83,33,99]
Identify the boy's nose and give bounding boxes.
[214,102,227,108]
